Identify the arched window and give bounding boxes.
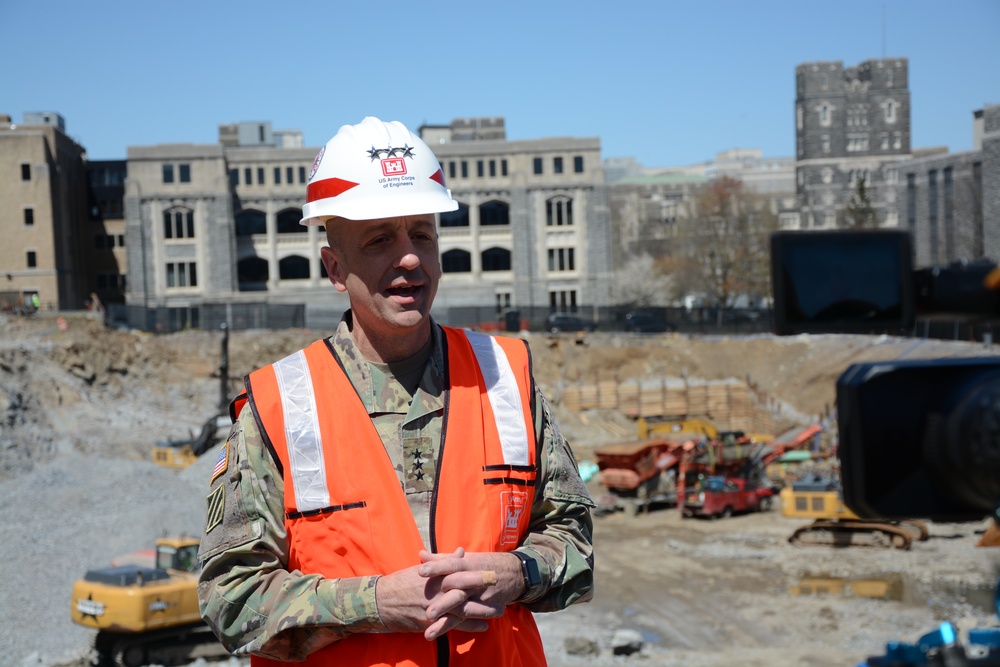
[277,208,304,234]
[481,247,511,271]
[546,197,574,226]
[440,203,470,228]
[479,200,509,226]
[163,208,194,239]
[441,249,471,273]
[279,255,310,280]
[237,256,268,289]
[235,209,266,236]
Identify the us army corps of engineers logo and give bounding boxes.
[500,491,528,546]
[367,145,417,185]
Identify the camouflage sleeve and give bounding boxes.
[516,389,595,613]
[197,406,384,660]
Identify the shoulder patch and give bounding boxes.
[205,484,225,533]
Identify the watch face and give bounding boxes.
[521,554,542,586]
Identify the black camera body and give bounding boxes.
[771,230,1000,522]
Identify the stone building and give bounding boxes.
[122,118,612,327]
[794,58,911,229]
[0,112,89,311]
[897,104,1000,266]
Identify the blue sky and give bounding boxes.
[1,0,996,166]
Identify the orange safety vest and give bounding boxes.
[240,326,546,667]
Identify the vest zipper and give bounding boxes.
[431,333,449,666]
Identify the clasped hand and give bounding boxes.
[375,547,526,641]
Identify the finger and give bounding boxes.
[424,613,463,641]
[426,587,471,621]
[419,547,465,563]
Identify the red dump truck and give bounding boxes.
[682,475,775,519]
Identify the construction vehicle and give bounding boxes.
[780,475,929,549]
[71,537,224,666]
[682,475,776,519]
[151,413,229,469]
[593,437,682,515]
[636,416,718,440]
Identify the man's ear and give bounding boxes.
[320,246,348,293]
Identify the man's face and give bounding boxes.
[320,214,441,343]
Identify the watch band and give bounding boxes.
[512,550,542,601]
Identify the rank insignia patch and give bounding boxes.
[205,484,225,534]
[210,443,229,485]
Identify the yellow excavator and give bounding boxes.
[780,475,929,549]
[70,537,225,666]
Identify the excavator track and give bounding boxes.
[92,625,228,667]
[788,520,914,550]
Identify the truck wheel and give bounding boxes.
[721,506,733,519]
[759,497,772,511]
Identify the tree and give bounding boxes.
[672,177,777,309]
[612,253,673,307]
[842,178,879,229]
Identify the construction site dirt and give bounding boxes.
[2,313,997,667]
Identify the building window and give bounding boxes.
[477,160,484,178]
[244,167,252,185]
[502,160,508,176]
[906,173,916,234]
[928,169,939,263]
[546,197,573,226]
[481,247,511,271]
[257,167,265,185]
[441,249,472,273]
[449,161,456,180]
[299,166,307,183]
[277,208,304,234]
[274,167,282,184]
[24,207,34,226]
[163,208,195,239]
[553,157,563,174]
[819,103,830,126]
[230,169,239,186]
[892,132,902,150]
[880,133,889,150]
[166,262,198,288]
[480,200,509,226]
[885,100,896,123]
[287,167,294,184]
[279,255,310,279]
[26,251,37,268]
[495,292,512,313]
[821,135,830,153]
[489,160,496,177]
[235,209,266,236]
[179,164,191,183]
[549,290,577,311]
[574,156,584,173]
[461,161,468,178]
[547,247,576,272]
[163,164,174,183]
[533,157,543,175]
[20,163,30,181]
[440,203,470,228]
[886,69,894,87]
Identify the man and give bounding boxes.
[198,117,594,666]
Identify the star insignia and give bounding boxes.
[413,449,423,459]
[80,594,99,622]
[401,144,415,159]
[413,460,424,470]
[415,470,425,481]
[367,146,384,162]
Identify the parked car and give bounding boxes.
[546,313,596,334]
[623,311,674,333]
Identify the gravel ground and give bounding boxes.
[3,313,999,667]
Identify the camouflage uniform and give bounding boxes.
[198,314,595,660]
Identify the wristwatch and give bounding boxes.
[512,550,542,601]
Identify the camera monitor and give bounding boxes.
[771,230,914,335]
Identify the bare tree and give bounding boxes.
[841,178,879,229]
[613,253,673,307]
[672,177,777,308]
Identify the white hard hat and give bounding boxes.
[300,117,458,225]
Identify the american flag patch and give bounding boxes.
[210,443,229,485]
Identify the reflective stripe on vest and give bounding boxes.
[276,329,531,511]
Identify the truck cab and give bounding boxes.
[683,475,774,518]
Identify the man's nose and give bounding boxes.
[396,240,421,270]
